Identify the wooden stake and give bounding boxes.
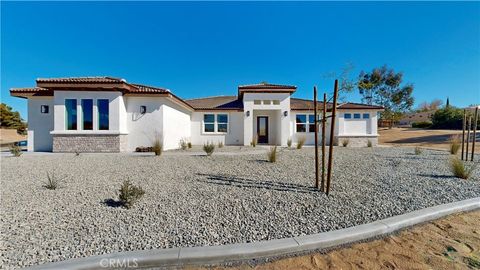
[466,115,471,160]
[471,107,478,161]
[462,110,466,160]
[314,86,319,189]
[326,80,339,195]
[321,93,327,193]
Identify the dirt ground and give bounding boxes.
[0,128,26,146]
[193,210,480,270]
[379,127,480,152]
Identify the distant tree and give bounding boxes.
[321,62,356,102]
[357,65,414,124]
[446,97,450,108]
[0,103,27,135]
[416,99,443,112]
[431,107,463,129]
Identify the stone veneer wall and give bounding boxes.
[53,134,127,153]
[335,136,378,147]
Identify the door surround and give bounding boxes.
[256,116,269,144]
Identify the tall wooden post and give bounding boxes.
[321,93,327,193]
[326,80,339,195]
[461,110,466,160]
[466,116,471,160]
[314,86,319,189]
[471,107,478,161]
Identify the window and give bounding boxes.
[65,99,77,130]
[354,113,361,119]
[203,114,215,132]
[217,114,228,133]
[308,115,316,133]
[98,99,109,130]
[296,114,307,132]
[363,113,370,119]
[344,113,352,119]
[140,106,147,114]
[273,100,280,105]
[263,100,271,105]
[40,105,49,114]
[254,100,261,105]
[81,99,93,130]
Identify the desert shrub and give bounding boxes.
[342,139,350,147]
[251,136,257,147]
[297,136,306,149]
[450,157,475,179]
[44,171,61,190]
[179,138,188,150]
[411,121,432,128]
[449,135,461,155]
[431,107,464,129]
[287,138,292,148]
[118,180,145,209]
[267,146,277,163]
[367,140,373,147]
[414,146,422,155]
[187,142,192,149]
[203,141,215,156]
[218,141,224,148]
[9,144,22,157]
[152,134,163,156]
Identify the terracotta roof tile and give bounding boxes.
[36,77,125,83]
[128,83,170,94]
[238,83,297,90]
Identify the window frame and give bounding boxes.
[295,114,319,133]
[353,113,361,119]
[363,113,370,119]
[344,113,352,119]
[65,99,77,130]
[81,99,94,130]
[97,99,110,130]
[203,113,229,134]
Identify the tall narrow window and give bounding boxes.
[217,114,228,133]
[296,114,307,132]
[65,99,77,130]
[204,114,215,133]
[98,99,109,130]
[81,99,93,130]
[308,115,316,133]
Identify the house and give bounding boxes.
[398,110,435,127]
[10,77,384,152]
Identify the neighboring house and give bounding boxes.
[398,110,435,126]
[10,77,383,152]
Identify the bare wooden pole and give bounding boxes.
[321,93,327,193]
[326,80,339,195]
[314,86,319,189]
[471,107,478,161]
[466,115,471,160]
[461,110,466,160]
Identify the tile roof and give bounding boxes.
[36,77,125,84]
[185,96,243,110]
[291,98,384,110]
[10,87,53,98]
[128,83,170,94]
[238,83,297,90]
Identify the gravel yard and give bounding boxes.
[1,147,479,269]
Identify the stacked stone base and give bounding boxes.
[53,134,127,153]
[335,136,378,147]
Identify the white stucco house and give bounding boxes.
[10,77,384,152]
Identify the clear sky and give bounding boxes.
[2,1,479,120]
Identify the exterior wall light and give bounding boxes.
[140,105,146,114]
[246,111,250,117]
[283,111,288,117]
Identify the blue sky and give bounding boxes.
[2,1,479,120]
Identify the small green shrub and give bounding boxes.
[367,140,373,147]
[9,144,22,157]
[218,141,224,148]
[414,146,422,155]
[450,157,475,179]
[287,138,292,148]
[203,141,215,156]
[179,138,188,150]
[297,136,306,149]
[118,180,145,209]
[412,121,432,128]
[448,135,461,155]
[267,146,277,163]
[251,136,257,147]
[187,142,192,149]
[44,171,61,190]
[342,139,350,147]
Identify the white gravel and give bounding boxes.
[1,147,479,269]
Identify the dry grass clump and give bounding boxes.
[179,138,189,150]
[203,141,215,156]
[44,171,63,190]
[297,136,306,149]
[367,140,373,147]
[118,180,145,209]
[414,146,422,155]
[342,139,349,147]
[450,157,475,180]
[9,144,22,157]
[218,141,224,148]
[287,138,292,148]
[152,133,163,156]
[251,136,257,147]
[267,146,277,163]
[448,135,461,155]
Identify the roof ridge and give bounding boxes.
[185,95,238,101]
[129,82,170,92]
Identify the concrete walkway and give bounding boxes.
[27,197,479,270]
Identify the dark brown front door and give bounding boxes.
[257,116,269,144]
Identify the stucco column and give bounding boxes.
[280,110,290,146]
[243,102,253,146]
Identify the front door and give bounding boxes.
[257,116,269,144]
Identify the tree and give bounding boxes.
[431,106,464,129]
[0,103,27,135]
[416,99,443,112]
[321,62,356,102]
[357,65,414,123]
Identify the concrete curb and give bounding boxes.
[28,197,480,270]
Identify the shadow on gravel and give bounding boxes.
[102,199,124,208]
[417,173,456,179]
[196,173,320,194]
